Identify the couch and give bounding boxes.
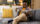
[19,10,40,24]
[8,10,40,24]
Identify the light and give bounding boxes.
[20,3,23,6]
[19,0,23,2]
[19,0,23,6]
[7,0,13,3]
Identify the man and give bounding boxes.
[12,1,32,24]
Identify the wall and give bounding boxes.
[31,0,40,10]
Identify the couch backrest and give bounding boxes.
[32,10,40,21]
[31,10,36,21]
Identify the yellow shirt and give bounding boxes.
[19,8,26,15]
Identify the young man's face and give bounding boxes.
[23,2,27,8]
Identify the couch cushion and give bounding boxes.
[31,10,40,21]
[35,10,40,21]
[31,10,36,21]
[19,22,40,24]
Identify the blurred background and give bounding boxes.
[0,0,31,18]
[0,0,31,24]
[0,0,40,24]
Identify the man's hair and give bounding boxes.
[23,1,27,3]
